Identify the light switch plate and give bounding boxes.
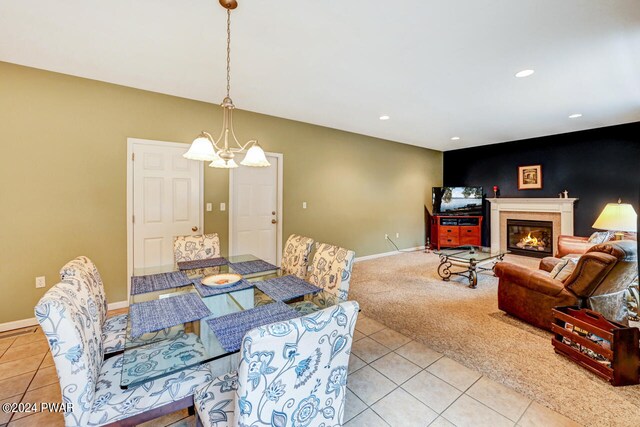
[220,202,226,211]
[206,203,212,212]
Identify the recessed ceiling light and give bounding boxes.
[379,115,390,121]
[515,69,535,78]
[568,113,582,119]
[451,136,460,141]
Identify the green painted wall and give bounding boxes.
[0,61,442,324]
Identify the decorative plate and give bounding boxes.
[201,273,242,287]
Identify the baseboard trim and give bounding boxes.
[0,300,130,333]
[108,300,129,310]
[354,246,425,262]
[0,317,39,333]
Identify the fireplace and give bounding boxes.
[507,219,553,258]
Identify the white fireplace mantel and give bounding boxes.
[487,198,579,252]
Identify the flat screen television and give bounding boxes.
[432,186,483,215]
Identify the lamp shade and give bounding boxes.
[240,143,271,167]
[183,135,219,161]
[592,202,637,232]
[209,158,238,169]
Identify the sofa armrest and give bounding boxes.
[539,257,563,272]
[494,262,568,297]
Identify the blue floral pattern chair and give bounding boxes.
[174,233,221,264]
[308,243,355,300]
[194,301,359,427]
[36,279,213,426]
[281,234,315,279]
[59,256,126,355]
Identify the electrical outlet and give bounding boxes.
[396,233,400,238]
[302,202,307,209]
[220,202,226,211]
[35,276,46,288]
[206,203,212,212]
[385,234,389,240]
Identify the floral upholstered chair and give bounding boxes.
[59,256,126,355]
[60,256,186,356]
[36,278,213,426]
[281,234,315,279]
[308,242,355,300]
[174,233,221,264]
[193,301,359,427]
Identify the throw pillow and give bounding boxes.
[588,231,615,244]
[550,258,578,282]
[549,259,569,279]
[628,279,639,321]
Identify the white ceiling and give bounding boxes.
[1,0,639,151]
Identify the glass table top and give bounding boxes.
[434,245,509,262]
[122,254,343,388]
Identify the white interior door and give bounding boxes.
[230,153,282,265]
[130,139,203,276]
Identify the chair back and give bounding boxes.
[59,256,108,327]
[565,240,638,324]
[308,242,355,299]
[281,234,315,279]
[173,233,221,263]
[35,279,103,426]
[234,301,359,427]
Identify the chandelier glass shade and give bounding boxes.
[183,2,270,168]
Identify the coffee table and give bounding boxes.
[435,245,508,288]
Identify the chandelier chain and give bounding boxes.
[226,9,231,98]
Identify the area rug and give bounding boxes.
[350,252,640,427]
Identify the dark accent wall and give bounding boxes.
[443,122,640,247]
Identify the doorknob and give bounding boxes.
[272,211,276,215]
[192,226,199,232]
[271,219,277,224]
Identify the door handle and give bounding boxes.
[271,219,277,224]
[272,211,276,215]
[192,226,199,232]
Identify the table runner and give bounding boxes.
[194,278,254,298]
[228,259,278,275]
[206,301,299,352]
[255,275,322,302]
[130,271,193,295]
[129,293,211,338]
[177,257,229,270]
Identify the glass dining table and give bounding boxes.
[121,254,343,389]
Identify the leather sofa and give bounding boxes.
[556,232,637,258]
[495,240,638,330]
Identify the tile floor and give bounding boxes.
[345,314,581,427]
[0,310,581,427]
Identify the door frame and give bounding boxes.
[228,152,283,266]
[126,137,204,296]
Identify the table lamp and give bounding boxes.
[592,199,638,240]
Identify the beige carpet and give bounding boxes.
[350,252,640,427]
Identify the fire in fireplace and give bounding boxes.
[507,219,553,258]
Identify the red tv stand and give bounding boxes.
[431,215,483,250]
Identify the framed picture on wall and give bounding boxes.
[518,164,542,190]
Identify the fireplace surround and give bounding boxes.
[488,198,578,256]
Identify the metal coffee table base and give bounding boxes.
[437,254,504,288]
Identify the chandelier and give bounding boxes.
[183,0,270,168]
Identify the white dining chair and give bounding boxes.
[59,256,126,355]
[36,277,214,426]
[288,243,355,315]
[280,234,315,279]
[174,233,221,264]
[193,301,360,427]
